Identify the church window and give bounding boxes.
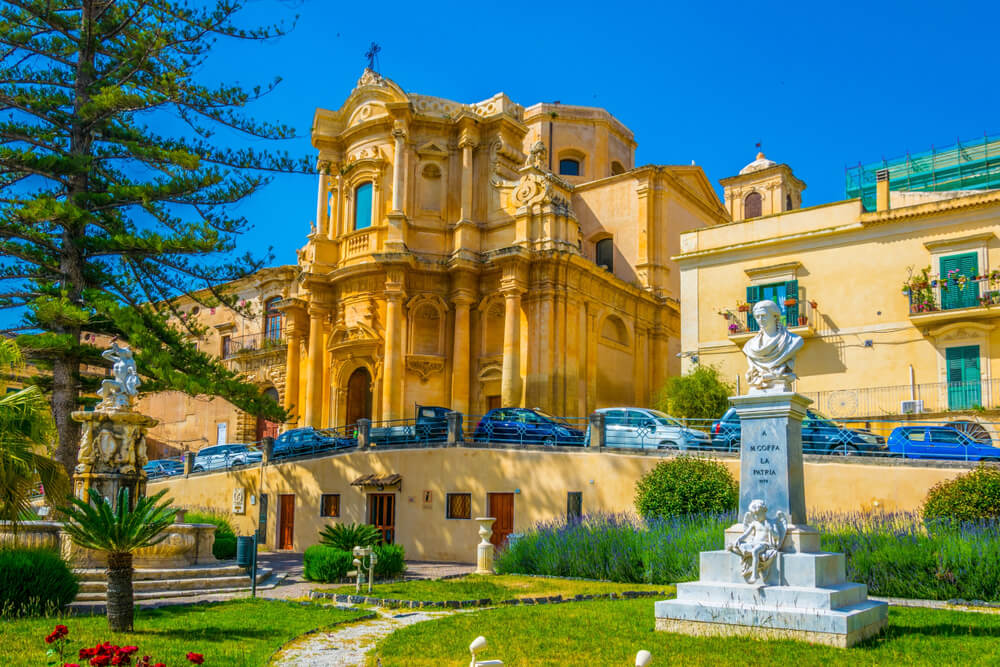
[559,158,580,176]
[596,238,613,272]
[264,297,283,341]
[744,192,762,219]
[354,181,373,230]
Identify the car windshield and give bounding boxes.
[644,409,684,427]
[532,409,570,426]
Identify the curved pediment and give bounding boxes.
[327,321,383,352]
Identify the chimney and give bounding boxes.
[876,168,890,211]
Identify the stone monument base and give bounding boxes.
[655,550,888,648]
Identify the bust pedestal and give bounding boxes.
[654,391,887,648]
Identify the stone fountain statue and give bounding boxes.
[72,342,155,508]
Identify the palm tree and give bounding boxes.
[0,338,68,524]
[60,488,176,631]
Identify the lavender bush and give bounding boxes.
[496,511,1000,601]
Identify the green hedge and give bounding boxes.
[0,547,78,617]
[923,465,1000,524]
[634,457,738,518]
[303,543,407,583]
[185,510,237,560]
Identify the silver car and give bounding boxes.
[192,444,263,472]
[592,407,712,449]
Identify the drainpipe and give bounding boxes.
[909,365,916,401]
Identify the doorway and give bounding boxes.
[367,493,396,544]
[278,494,295,550]
[346,367,373,427]
[946,345,981,410]
[487,492,514,548]
[487,395,501,411]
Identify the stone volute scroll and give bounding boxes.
[728,499,788,584]
[741,300,804,393]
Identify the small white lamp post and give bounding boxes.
[635,650,652,666]
[474,517,496,575]
[352,545,377,594]
[469,635,503,666]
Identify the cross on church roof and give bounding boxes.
[365,42,381,72]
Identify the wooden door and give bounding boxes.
[487,395,501,411]
[367,493,395,544]
[346,368,373,427]
[278,494,295,550]
[487,492,514,548]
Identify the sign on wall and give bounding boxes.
[232,487,246,515]
[216,422,228,446]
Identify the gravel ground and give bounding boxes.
[271,607,465,666]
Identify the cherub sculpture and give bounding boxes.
[728,499,789,584]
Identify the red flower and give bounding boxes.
[46,633,56,644]
[120,647,139,656]
[91,656,111,667]
[186,653,205,664]
[55,624,69,637]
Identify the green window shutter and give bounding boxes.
[746,285,761,331]
[784,279,799,327]
[946,345,981,409]
[939,253,978,310]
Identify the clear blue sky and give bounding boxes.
[168,0,1000,266]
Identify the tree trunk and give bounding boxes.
[106,552,134,632]
[51,356,81,478]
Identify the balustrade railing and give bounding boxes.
[343,229,374,259]
[222,332,285,359]
[905,274,1000,315]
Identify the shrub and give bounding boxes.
[654,365,734,420]
[0,547,78,617]
[373,543,406,579]
[319,522,381,551]
[634,457,738,519]
[185,510,237,560]
[923,465,1000,524]
[303,545,354,582]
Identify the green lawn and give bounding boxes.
[0,599,367,667]
[372,598,1000,666]
[316,574,671,602]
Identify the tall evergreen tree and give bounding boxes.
[0,1,305,475]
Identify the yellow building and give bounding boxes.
[679,150,1000,422]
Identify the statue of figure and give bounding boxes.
[742,300,804,392]
[75,422,95,474]
[526,140,548,170]
[98,342,140,410]
[729,499,789,584]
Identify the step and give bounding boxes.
[74,570,275,602]
[78,569,272,594]
[74,564,248,582]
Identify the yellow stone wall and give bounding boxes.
[149,448,972,560]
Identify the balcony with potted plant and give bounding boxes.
[904,266,999,326]
[721,298,818,344]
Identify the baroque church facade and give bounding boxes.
[144,69,728,444]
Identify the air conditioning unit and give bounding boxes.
[900,400,924,414]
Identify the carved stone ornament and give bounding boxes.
[513,172,552,207]
[728,499,789,584]
[97,342,141,411]
[232,487,246,515]
[405,354,445,382]
[356,67,385,88]
[742,299,804,393]
[526,140,548,170]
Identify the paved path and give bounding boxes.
[271,606,465,666]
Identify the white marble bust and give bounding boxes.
[742,300,803,393]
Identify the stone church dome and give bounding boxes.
[739,151,778,175]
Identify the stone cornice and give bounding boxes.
[861,190,1000,225]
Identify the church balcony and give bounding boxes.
[906,275,1000,327]
[222,333,287,374]
[341,227,375,261]
[721,299,817,344]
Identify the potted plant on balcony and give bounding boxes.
[797,315,808,326]
[903,266,938,314]
[737,301,749,312]
[728,322,742,334]
[783,297,797,307]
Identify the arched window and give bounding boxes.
[264,297,283,341]
[744,192,762,219]
[611,161,625,176]
[600,315,629,346]
[596,238,613,272]
[354,181,373,230]
[559,158,580,176]
[785,194,793,211]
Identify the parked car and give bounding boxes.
[887,425,1000,462]
[271,427,356,459]
[587,407,712,449]
[142,459,183,478]
[191,444,263,472]
[710,407,887,456]
[370,405,452,445]
[473,408,585,446]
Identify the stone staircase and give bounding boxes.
[75,564,276,602]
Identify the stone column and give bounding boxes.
[450,293,473,414]
[304,305,327,428]
[283,332,301,422]
[315,168,329,237]
[382,276,405,420]
[391,129,406,213]
[460,138,476,222]
[500,286,523,407]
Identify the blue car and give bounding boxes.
[272,427,356,459]
[473,408,585,446]
[710,407,887,456]
[887,425,1000,462]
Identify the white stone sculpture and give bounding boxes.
[728,499,789,584]
[742,300,804,393]
[97,342,141,410]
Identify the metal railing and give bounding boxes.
[368,416,449,447]
[721,299,818,337]
[905,274,1000,315]
[222,332,286,359]
[466,413,589,447]
[801,378,1000,418]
